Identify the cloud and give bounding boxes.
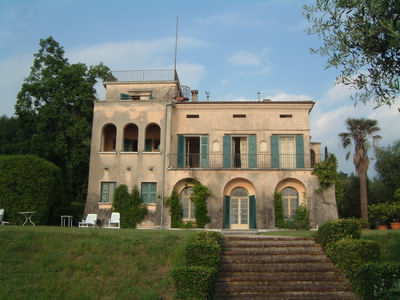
[0,54,32,116]
[228,51,262,66]
[325,83,356,103]
[265,92,312,101]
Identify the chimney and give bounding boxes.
[191,90,199,102]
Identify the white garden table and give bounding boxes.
[18,211,36,226]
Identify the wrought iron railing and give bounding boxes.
[168,153,311,169]
[111,69,177,82]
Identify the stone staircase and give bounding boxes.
[214,235,358,300]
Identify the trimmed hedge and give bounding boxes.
[326,239,380,279]
[316,218,362,248]
[171,266,216,300]
[185,239,221,269]
[353,263,400,300]
[0,155,62,225]
[172,231,223,299]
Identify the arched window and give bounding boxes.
[180,187,195,219]
[102,124,116,152]
[282,187,299,218]
[231,187,248,197]
[145,124,160,152]
[123,123,138,152]
[310,149,316,168]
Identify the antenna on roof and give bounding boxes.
[174,16,179,72]
[205,91,210,101]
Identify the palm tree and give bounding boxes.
[339,118,381,222]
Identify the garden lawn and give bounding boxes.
[0,226,196,300]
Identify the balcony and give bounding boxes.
[168,153,313,169]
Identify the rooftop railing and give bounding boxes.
[111,69,178,82]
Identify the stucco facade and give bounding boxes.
[85,70,338,229]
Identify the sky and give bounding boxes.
[0,0,399,176]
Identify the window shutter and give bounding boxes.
[177,135,185,168]
[200,135,209,168]
[249,195,257,229]
[296,135,305,168]
[223,135,231,168]
[248,135,257,168]
[120,93,130,100]
[101,183,109,202]
[271,135,279,168]
[145,139,152,152]
[223,196,230,228]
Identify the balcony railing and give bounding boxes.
[111,69,178,82]
[168,153,311,169]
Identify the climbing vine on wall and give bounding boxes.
[192,184,211,228]
[166,190,183,228]
[312,154,338,192]
[274,192,285,228]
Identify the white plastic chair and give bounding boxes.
[104,212,120,229]
[78,214,97,228]
[0,209,9,225]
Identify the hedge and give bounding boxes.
[369,202,400,227]
[326,239,380,279]
[172,231,223,299]
[0,155,62,225]
[185,239,222,269]
[171,266,216,300]
[353,263,400,300]
[315,218,362,248]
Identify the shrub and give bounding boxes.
[292,205,310,230]
[369,203,392,227]
[315,218,362,248]
[353,263,400,300]
[113,185,147,228]
[0,155,62,225]
[166,190,182,228]
[192,184,211,228]
[326,239,380,279]
[312,154,338,191]
[171,266,216,300]
[185,238,221,269]
[196,231,224,247]
[274,192,285,228]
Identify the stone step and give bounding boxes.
[215,280,352,292]
[214,291,359,300]
[220,262,337,273]
[221,254,330,264]
[224,246,324,256]
[224,240,317,248]
[224,235,313,241]
[217,271,345,282]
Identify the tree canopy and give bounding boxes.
[304,0,400,106]
[15,36,114,218]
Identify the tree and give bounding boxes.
[304,0,400,106]
[113,185,147,228]
[15,37,114,217]
[191,184,211,228]
[375,140,400,200]
[339,118,381,221]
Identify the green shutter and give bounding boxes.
[271,135,280,168]
[223,196,230,228]
[200,136,209,168]
[101,183,109,202]
[145,139,152,152]
[249,195,256,229]
[223,135,231,168]
[248,135,257,168]
[120,93,130,100]
[296,135,304,168]
[177,135,185,168]
[141,183,156,203]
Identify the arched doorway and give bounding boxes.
[223,178,256,230]
[230,187,249,229]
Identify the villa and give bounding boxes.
[84,69,338,229]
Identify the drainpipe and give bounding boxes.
[160,101,173,228]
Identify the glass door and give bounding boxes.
[230,196,249,229]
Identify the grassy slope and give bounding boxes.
[0,226,196,300]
